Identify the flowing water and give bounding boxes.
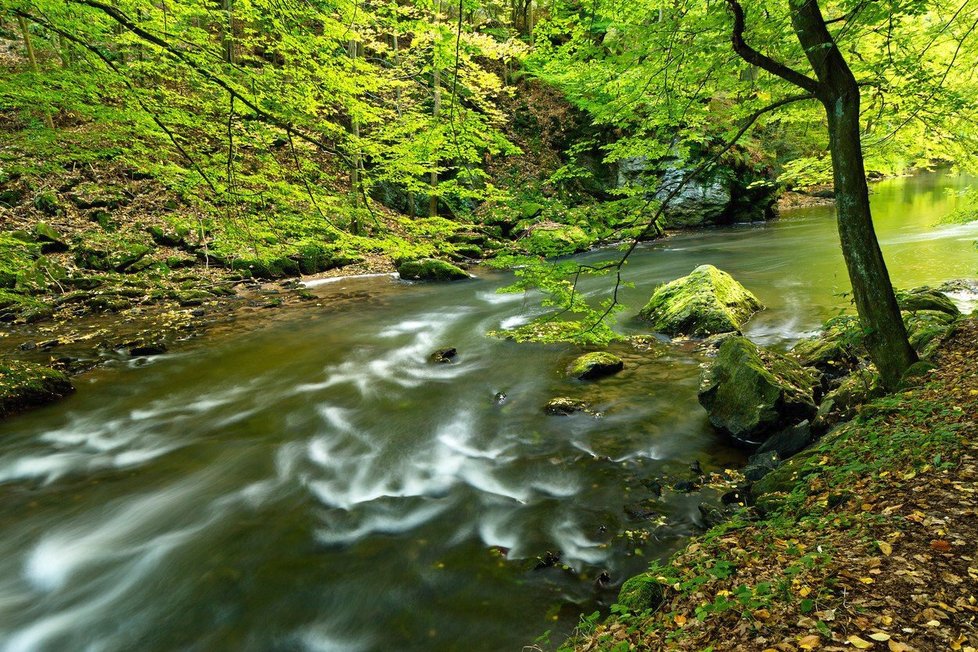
[0,173,975,652]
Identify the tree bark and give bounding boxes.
[17,16,54,129]
[788,0,917,389]
[429,0,442,217]
[724,0,916,389]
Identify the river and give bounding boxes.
[0,172,975,651]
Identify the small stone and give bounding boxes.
[429,347,457,364]
[544,397,590,416]
[566,351,624,380]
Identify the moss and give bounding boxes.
[896,287,960,316]
[791,315,864,373]
[903,309,956,359]
[698,336,818,442]
[0,360,74,417]
[32,190,61,215]
[490,319,625,344]
[520,223,594,256]
[566,351,624,380]
[638,264,763,337]
[616,573,665,613]
[73,233,154,273]
[397,258,470,281]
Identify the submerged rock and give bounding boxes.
[566,351,624,380]
[397,258,470,282]
[698,336,819,444]
[429,347,457,364]
[0,361,74,417]
[638,265,763,337]
[544,397,591,416]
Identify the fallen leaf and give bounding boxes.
[849,634,874,649]
[887,642,911,652]
[869,633,891,641]
[878,541,893,556]
[931,539,952,552]
[674,614,687,627]
[799,634,821,650]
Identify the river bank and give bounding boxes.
[567,317,978,652]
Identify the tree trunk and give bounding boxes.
[17,16,54,129]
[826,93,917,388]
[789,0,917,389]
[429,0,441,217]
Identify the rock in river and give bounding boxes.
[565,351,624,380]
[698,336,819,444]
[638,264,763,337]
[397,259,470,282]
[0,360,74,417]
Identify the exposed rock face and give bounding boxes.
[616,158,779,227]
[566,351,624,380]
[639,265,763,337]
[698,336,819,444]
[397,258,470,282]
[0,361,74,417]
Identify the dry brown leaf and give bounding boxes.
[799,634,821,650]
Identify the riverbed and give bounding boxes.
[0,173,974,651]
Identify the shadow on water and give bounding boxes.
[0,172,974,651]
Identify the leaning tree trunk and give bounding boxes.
[825,91,918,388]
[789,0,917,390]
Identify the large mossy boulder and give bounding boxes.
[397,258,469,282]
[0,361,74,417]
[698,336,819,444]
[639,265,763,337]
[520,223,593,256]
[74,240,153,273]
[896,287,960,316]
[566,351,624,380]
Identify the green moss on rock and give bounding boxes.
[896,287,960,316]
[566,351,624,380]
[616,573,665,613]
[698,336,819,443]
[397,258,470,281]
[0,361,74,417]
[790,316,864,374]
[638,264,763,337]
[520,223,593,256]
[903,309,956,359]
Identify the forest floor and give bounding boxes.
[570,319,978,651]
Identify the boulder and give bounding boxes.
[698,336,819,444]
[74,241,152,272]
[639,265,763,337]
[756,420,814,460]
[0,361,74,417]
[566,351,624,380]
[520,223,593,256]
[896,286,960,316]
[397,258,470,282]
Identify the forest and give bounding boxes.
[0,0,977,650]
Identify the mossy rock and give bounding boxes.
[520,223,593,256]
[33,191,61,215]
[74,239,153,273]
[566,351,624,380]
[397,258,469,282]
[815,366,883,430]
[896,286,960,316]
[638,264,763,337]
[34,222,69,253]
[616,573,665,613]
[146,225,186,248]
[698,336,819,443]
[790,316,865,375]
[544,397,592,415]
[68,182,128,209]
[903,309,956,359]
[0,361,74,417]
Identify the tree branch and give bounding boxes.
[724,0,821,96]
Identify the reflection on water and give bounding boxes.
[0,172,974,651]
